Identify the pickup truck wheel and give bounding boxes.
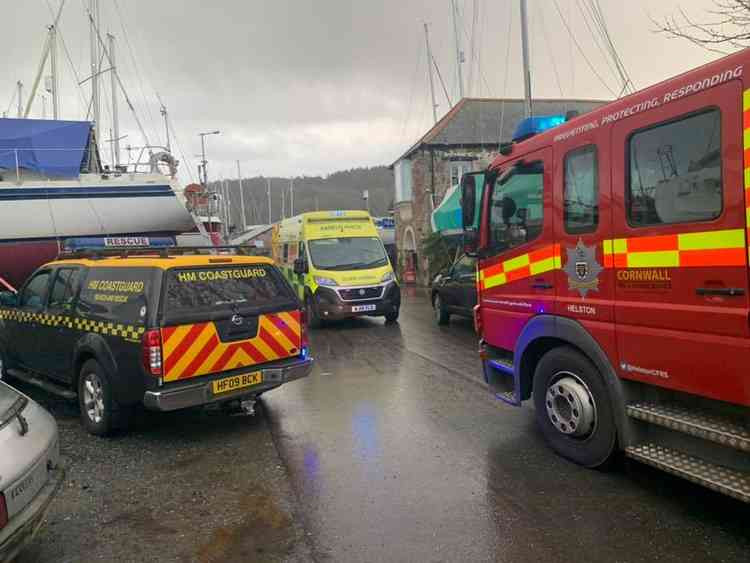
[434,294,450,325]
[78,359,116,437]
[532,347,616,469]
[0,348,8,380]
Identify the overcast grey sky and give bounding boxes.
[5,1,728,182]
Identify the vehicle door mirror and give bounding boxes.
[0,291,18,307]
[463,230,478,257]
[293,257,308,275]
[461,174,477,229]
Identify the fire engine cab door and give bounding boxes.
[552,132,615,354]
[479,147,555,354]
[611,81,750,407]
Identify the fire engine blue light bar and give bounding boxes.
[512,115,566,142]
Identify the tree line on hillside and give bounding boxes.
[207,166,394,232]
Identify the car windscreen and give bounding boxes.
[163,264,297,321]
[308,237,388,271]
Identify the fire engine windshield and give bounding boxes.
[308,237,389,271]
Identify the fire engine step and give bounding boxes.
[627,403,750,452]
[625,443,750,503]
[7,369,77,400]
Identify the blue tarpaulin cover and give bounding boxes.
[0,118,91,178]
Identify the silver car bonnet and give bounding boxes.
[0,383,59,510]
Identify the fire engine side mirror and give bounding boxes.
[461,174,477,229]
[463,230,478,257]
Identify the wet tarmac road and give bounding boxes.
[264,289,750,563]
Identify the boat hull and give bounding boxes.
[0,179,197,288]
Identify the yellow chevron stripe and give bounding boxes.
[167,324,213,379]
[163,325,195,359]
[260,317,295,351]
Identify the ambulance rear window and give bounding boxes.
[164,264,296,316]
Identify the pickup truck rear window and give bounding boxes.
[164,265,296,317]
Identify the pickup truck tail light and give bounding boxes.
[142,329,163,376]
[0,492,8,530]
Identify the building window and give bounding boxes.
[489,161,544,252]
[628,108,722,227]
[564,145,599,234]
[394,159,413,202]
[450,162,471,186]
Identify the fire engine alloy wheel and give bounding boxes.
[533,347,617,468]
[544,372,597,438]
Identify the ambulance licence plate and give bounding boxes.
[212,372,262,395]
[352,304,376,312]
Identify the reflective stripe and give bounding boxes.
[479,227,748,289]
[677,229,744,250]
[743,89,750,111]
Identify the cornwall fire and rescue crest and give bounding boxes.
[563,239,602,298]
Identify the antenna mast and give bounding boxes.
[237,161,247,232]
[424,23,438,123]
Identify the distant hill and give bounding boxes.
[208,166,394,231]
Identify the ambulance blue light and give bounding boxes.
[512,115,566,142]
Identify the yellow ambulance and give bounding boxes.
[273,210,400,327]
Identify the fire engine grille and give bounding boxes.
[337,286,383,301]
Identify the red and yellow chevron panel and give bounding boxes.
[479,228,746,290]
[161,311,301,382]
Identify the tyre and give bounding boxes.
[0,347,8,381]
[385,309,399,323]
[78,359,117,436]
[434,294,450,325]
[305,295,322,329]
[532,347,616,469]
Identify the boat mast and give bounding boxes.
[290,178,294,217]
[424,23,438,124]
[267,178,272,224]
[451,0,464,100]
[49,24,59,118]
[108,33,120,167]
[237,160,247,232]
[16,82,23,118]
[89,0,101,133]
[520,0,533,118]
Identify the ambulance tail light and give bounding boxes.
[473,304,483,335]
[0,492,7,530]
[142,329,163,376]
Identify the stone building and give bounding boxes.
[391,98,605,285]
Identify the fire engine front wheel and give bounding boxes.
[532,347,616,469]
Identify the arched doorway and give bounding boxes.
[402,226,417,284]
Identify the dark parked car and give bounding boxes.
[431,254,477,325]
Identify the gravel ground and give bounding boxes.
[12,381,313,563]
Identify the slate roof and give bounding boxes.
[393,98,607,165]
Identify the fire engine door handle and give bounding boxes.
[696,287,745,296]
[532,279,554,290]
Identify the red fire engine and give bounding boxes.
[461,49,750,502]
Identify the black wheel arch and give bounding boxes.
[514,315,633,448]
[72,334,117,393]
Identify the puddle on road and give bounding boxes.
[195,487,296,563]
